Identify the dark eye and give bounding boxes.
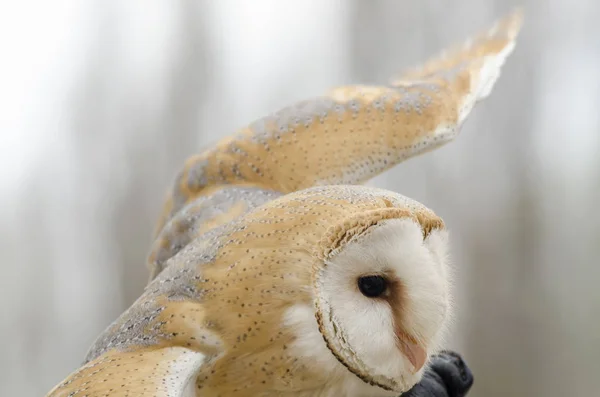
[357,275,388,298]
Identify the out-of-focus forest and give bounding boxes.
[1,1,599,396]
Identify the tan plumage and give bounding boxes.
[47,10,522,397]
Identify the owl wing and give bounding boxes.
[148,9,522,280]
[46,347,206,397]
[153,9,523,240]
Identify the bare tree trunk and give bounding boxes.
[110,1,213,306]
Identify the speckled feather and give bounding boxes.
[46,11,522,397]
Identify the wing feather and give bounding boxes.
[154,10,523,236]
[46,347,206,397]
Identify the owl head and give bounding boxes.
[310,212,451,393]
[248,188,453,395]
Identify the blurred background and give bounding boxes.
[1,1,599,396]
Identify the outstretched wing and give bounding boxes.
[153,9,523,241]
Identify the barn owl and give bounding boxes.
[46,10,522,397]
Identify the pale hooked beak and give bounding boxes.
[399,338,427,373]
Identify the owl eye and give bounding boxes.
[357,275,388,298]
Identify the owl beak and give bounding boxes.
[399,338,427,373]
